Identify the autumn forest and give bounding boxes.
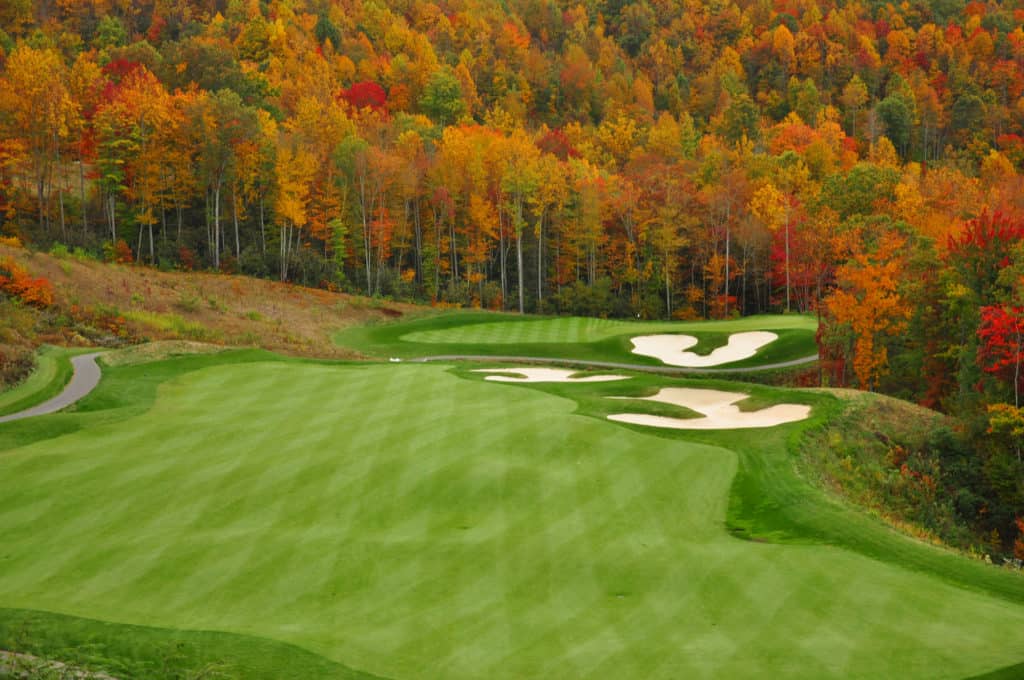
[1,0,1024,559]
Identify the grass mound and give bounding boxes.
[796,388,983,553]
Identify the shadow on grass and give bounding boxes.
[0,608,386,680]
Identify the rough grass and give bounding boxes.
[1,355,1024,678]
[0,244,423,359]
[99,341,229,368]
[335,311,818,368]
[795,388,980,552]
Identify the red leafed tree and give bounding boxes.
[536,128,581,160]
[978,305,1024,406]
[767,207,835,313]
[339,82,388,112]
[1015,517,1024,560]
[947,210,1024,297]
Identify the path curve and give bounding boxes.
[409,353,818,374]
[0,352,105,424]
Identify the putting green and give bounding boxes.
[1,355,1024,678]
[335,312,818,368]
[403,314,814,344]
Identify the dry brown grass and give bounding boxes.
[0,244,429,360]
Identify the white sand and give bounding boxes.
[630,331,779,367]
[474,368,628,383]
[607,387,810,430]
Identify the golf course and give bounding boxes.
[1,314,1024,678]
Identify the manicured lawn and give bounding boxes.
[2,354,1024,678]
[335,311,819,368]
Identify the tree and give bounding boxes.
[876,95,913,158]
[826,232,910,390]
[978,305,1024,408]
[0,46,76,237]
[419,68,466,127]
[274,141,316,281]
[501,130,541,313]
[191,90,258,269]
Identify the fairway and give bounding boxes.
[2,355,1024,678]
[335,312,819,368]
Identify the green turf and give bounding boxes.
[0,346,93,417]
[334,311,819,368]
[2,355,1024,678]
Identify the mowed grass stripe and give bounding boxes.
[1,360,1024,678]
[401,313,816,345]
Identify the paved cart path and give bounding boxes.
[0,352,105,424]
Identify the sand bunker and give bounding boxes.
[608,387,810,430]
[630,331,779,367]
[474,368,628,383]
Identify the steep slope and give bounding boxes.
[0,244,425,386]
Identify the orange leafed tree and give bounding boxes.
[826,231,910,390]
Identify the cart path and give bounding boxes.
[409,353,818,374]
[0,352,105,424]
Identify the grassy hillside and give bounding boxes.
[1,353,1023,678]
[796,388,987,554]
[0,244,425,387]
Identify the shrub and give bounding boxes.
[103,239,134,264]
[175,292,200,313]
[0,257,54,307]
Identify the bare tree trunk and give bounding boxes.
[499,212,507,307]
[724,204,731,317]
[259,198,266,254]
[80,160,88,244]
[664,249,671,319]
[449,217,458,283]
[785,206,791,313]
[280,222,290,281]
[414,198,422,285]
[517,229,524,314]
[233,188,240,259]
[205,190,212,262]
[213,181,221,269]
[359,174,371,295]
[108,193,117,243]
[55,138,66,243]
[537,215,544,309]
[434,211,441,297]
[38,175,46,234]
